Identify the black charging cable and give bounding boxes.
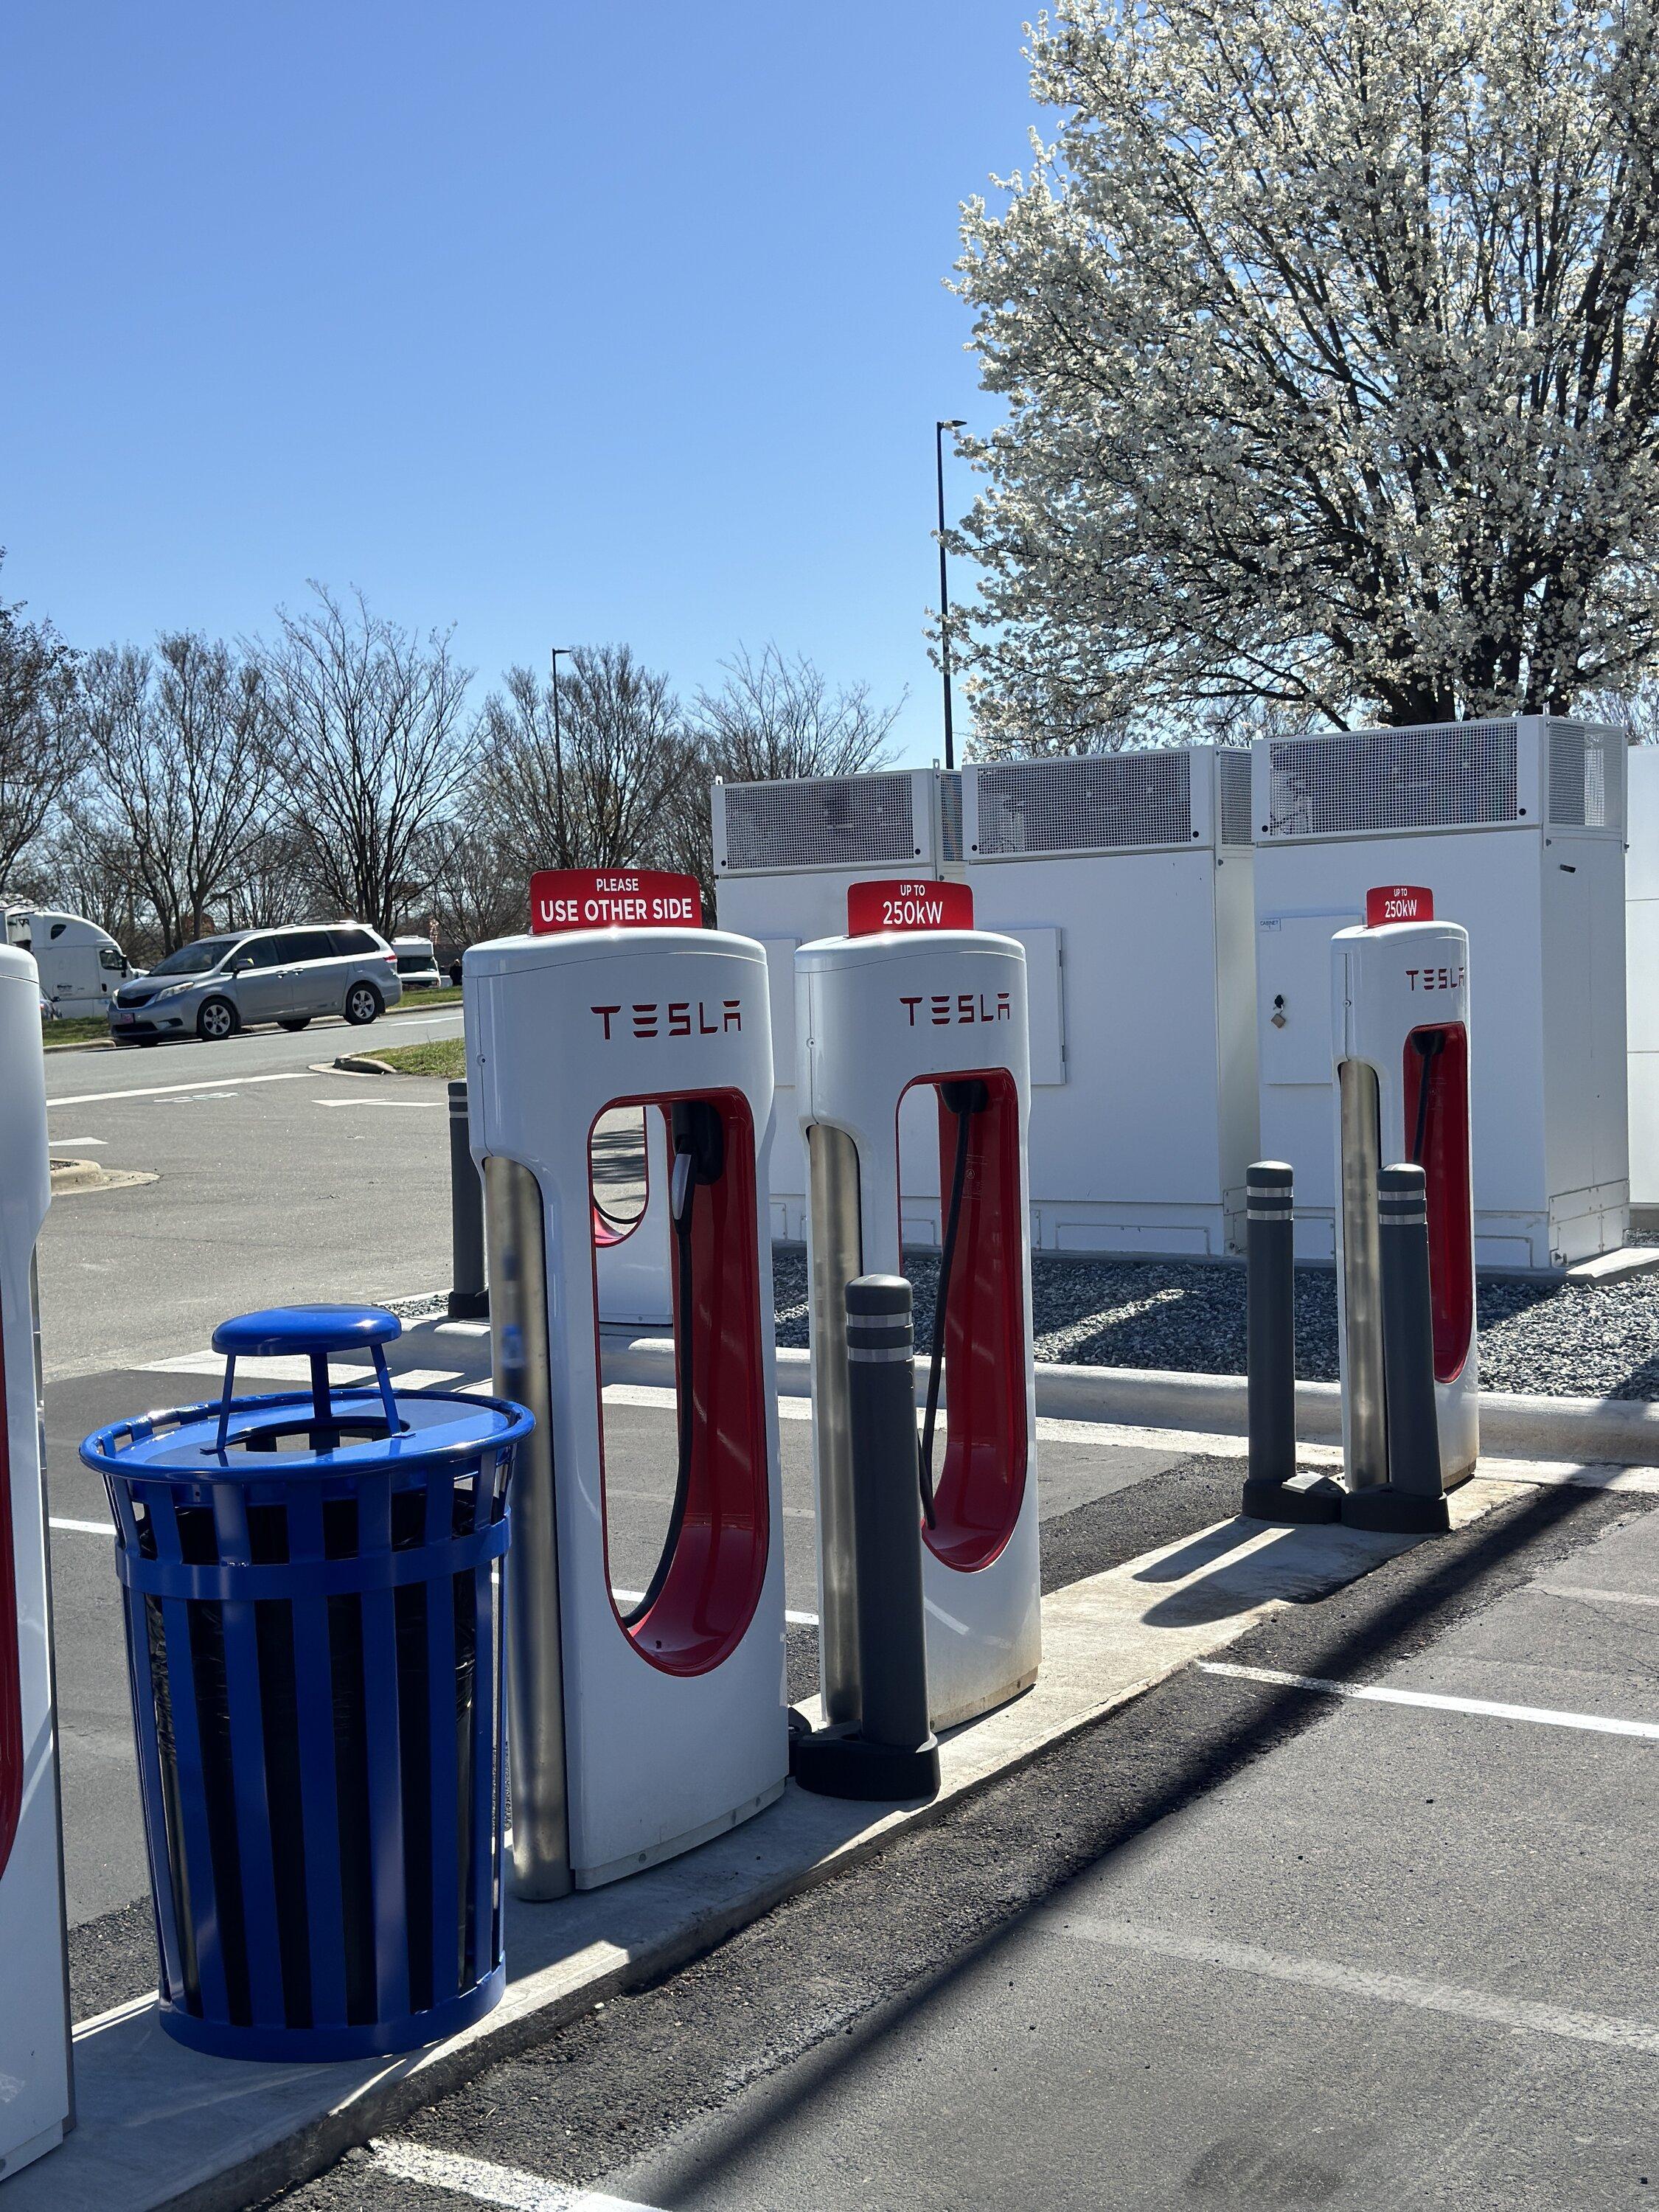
[622,1099,724,1626]
[917,1079,989,1530]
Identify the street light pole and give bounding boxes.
[935,420,967,771]
[549,647,573,867]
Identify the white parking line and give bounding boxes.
[48,1071,313,1108]
[1062,1919,1659,2055]
[1197,1660,1659,1741]
[606,1582,818,1630]
[369,2139,665,2211]
[313,1096,444,1109]
[140,1351,462,1389]
[1538,1584,1659,1610]
[50,1517,111,1538]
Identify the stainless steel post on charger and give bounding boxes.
[1240,1162,1340,1524]
[1342,1164,1451,1534]
[792,1275,940,1801]
[448,1081,489,1319]
[484,1154,572,1897]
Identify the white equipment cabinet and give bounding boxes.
[465,925,788,1893]
[0,944,73,2180]
[1627,745,1659,1211]
[713,769,964,1240]
[962,745,1258,1256]
[1253,717,1628,1271]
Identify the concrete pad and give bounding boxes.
[7,1483,1507,2212]
[600,1332,1659,1468]
[1565,1245,1659,1281]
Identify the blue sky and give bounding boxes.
[1,4,1040,767]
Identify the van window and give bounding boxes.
[99,946,124,973]
[329,928,379,956]
[396,948,436,974]
[150,937,240,977]
[240,936,288,969]
[286,930,337,964]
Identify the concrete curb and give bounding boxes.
[598,1334,1659,1468]
[48,1160,156,1197]
[330,1053,396,1076]
[16,1481,1509,2212]
[49,1156,105,1193]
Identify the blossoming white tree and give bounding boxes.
[954,0,1659,751]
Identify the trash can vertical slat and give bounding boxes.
[150,1484,232,2026]
[357,1470,410,2026]
[121,1566,187,2005]
[285,1486,347,2031]
[470,1553,496,1983]
[211,1484,286,2028]
[424,1467,460,2009]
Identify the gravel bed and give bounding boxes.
[770,1246,1659,1402]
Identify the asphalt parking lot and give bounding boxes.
[268,1475,1659,2212]
[38,1009,466,1378]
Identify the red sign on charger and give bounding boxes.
[1366,884,1434,927]
[846,879,974,936]
[530,868,703,935]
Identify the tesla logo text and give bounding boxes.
[899,992,1012,1027]
[591,1000,742,1039]
[1404,966,1464,992]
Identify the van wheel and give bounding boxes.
[197,997,238,1042]
[344,982,382,1026]
[278,1018,311,1032]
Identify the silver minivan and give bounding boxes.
[108,922,403,1044]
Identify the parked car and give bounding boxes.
[392,934,443,990]
[107,922,402,1044]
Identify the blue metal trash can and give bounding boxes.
[80,1304,532,2062]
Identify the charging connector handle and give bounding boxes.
[918,1080,988,1529]
[622,1099,724,1628]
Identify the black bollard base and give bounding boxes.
[1340,1485,1450,1535]
[447,1288,490,1320]
[1241,1469,1344,1524]
[790,1722,940,1804]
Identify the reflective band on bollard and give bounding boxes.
[1342,1164,1452,1535]
[448,1082,488,1321]
[792,1276,940,1802]
[1240,1163,1340,1526]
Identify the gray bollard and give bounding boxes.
[791,1275,940,1802]
[1239,1162,1340,1524]
[1343,1164,1450,1534]
[448,1080,489,1320]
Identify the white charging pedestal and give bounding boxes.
[0,944,72,2178]
[1332,895,1479,1495]
[797,922,1041,1733]
[466,921,787,1895]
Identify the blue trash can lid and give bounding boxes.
[212,1304,403,1358]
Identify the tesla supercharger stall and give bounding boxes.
[0,945,72,2178]
[797,887,1041,1733]
[465,871,787,1896]
[1332,888,1479,1510]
